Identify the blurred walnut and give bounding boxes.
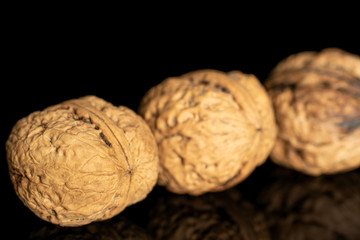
[148,189,270,240]
[257,167,360,240]
[6,96,159,226]
[266,48,360,175]
[139,69,277,195]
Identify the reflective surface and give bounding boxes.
[2,26,359,239]
[256,163,360,240]
[13,161,359,239]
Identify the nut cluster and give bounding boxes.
[6,48,360,228]
[266,48,360,175]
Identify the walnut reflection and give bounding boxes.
[257,167,360,240]
[29,215,153,240]
[147,188,270,240]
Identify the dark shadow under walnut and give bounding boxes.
[147,188,270,240]
[256,167,360,240]
[29,215,153,240]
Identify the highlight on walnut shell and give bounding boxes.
[6,95,159,227]
[266,48,360,175]
[139,69,277,195]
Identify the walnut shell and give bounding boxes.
[139,69,277,195]
[256,167,360,240]
[266,48,360,175]
[148,189,270,240]
[6,96,159,226]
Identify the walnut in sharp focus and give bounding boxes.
[266,48,360,175]
[6,96,159,226]
[139,69,277,195]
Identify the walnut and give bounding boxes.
[6,96,159,227]
[266,48,360,175]
[147,189,270,240]
[139,69,277,195]
[256,167,360,240]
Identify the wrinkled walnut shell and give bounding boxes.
[266,48,360,175]
[6,96,159,226]
[139,69,277,195]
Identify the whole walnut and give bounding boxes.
[6,96,159,226]
[266,48,360,175]
[139,69,277,195]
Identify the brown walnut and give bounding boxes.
[266,48,360,175]
[6,96,159,226]
[139,69,277,195]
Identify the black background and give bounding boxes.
[2,14,360,239]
